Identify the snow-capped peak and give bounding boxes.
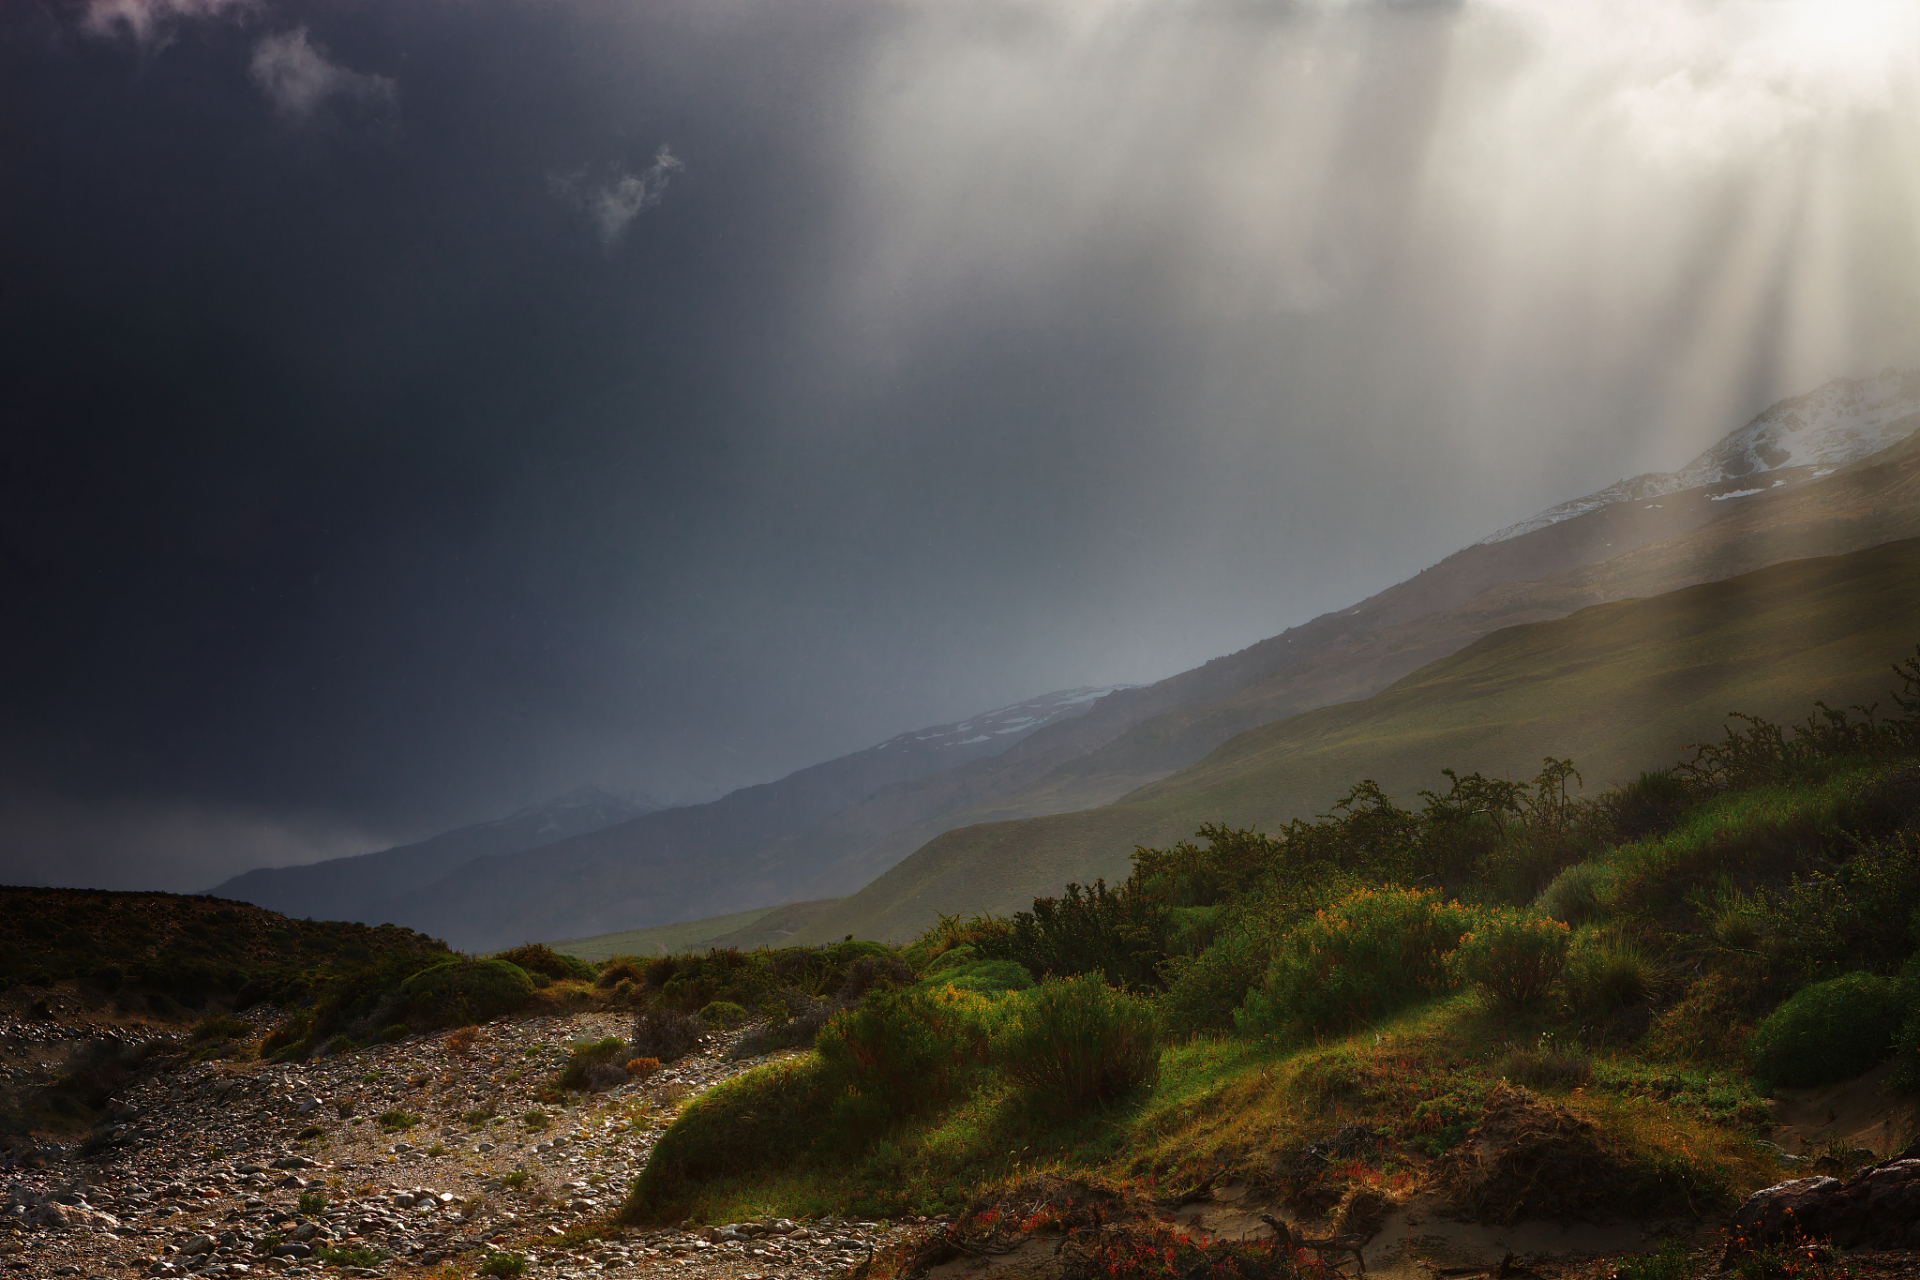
[874,686,1134,754]
[1476,368,1920,545]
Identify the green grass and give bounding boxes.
[798,540,1920,943]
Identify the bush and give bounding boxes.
[626,1056,836,1216]
[260,1013,311,1057]
[1749,971,1908,1087]
[478,1253,528,1279]
[918,959,1035,995]
[997,974,1158,1107]
[1565,933,1659,1012]
[815,987,999,1133]
[558,1037,629,1091]
[631,1006,705,1062]
[1237,886,1474,1037]
[377,1110,420,1133]
[697,1001,750,1028]
[190,1015,252,1042]
[495,944,596,983]
[625,1056,661,1079]
[1535,861,1616,927]
[1447,908,1570,1010]
[324,1034,359,1055]
[400,958,536,1029]
[596,957,648,988]
[297,1191,327,1217]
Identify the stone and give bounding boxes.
[181,1235,217,1256]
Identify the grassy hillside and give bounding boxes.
[799,538,1920,943]
[776,424,1920,920]
[0,886,449,1007]
[616,665,1920,1268]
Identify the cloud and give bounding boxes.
[550,146,685,246]
[80,0,253,44]
[248,27,395,122]
[0,789,384,894]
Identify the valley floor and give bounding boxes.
[1,1006,922,1280]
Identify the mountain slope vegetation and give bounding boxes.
[798,536,1920,943]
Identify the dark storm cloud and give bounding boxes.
[4,0,1920,889]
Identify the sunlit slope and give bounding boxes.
[798,538,1920,942]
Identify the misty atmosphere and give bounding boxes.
[10,0,1920,900]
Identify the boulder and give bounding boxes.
[1726,1159,1920,1256]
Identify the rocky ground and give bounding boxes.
[1,1006,926,1280]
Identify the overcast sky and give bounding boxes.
[7,0,1920,890]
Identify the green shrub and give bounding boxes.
[558,1037,629,1089]
[1749,971,1907,1087]
[997,974,1158,1107]
[495,943,596,984]
[1446,908,1570,1010]
[378,1023,408,1043]
[521,1110,549,1131]
[1565,933,1659,1012]
[297,1191,327,1217]
[918,959,1035,995]
[478,1253,529,1278]
[1763,832,1920,981]
[815,987,999,1133]
[189,1015,253,1042]
[595,956,648,988]
[260,1013,311,1056]
[1535,861,1616,927]
[625,1055,837,1216]
[631,1006,705,1062]
[697,1001,750,1028]
[325,1034,359,1055]
[1237,886,1473,1037]
[500,1170,530,1189]
[377,1110,420,1133]
[399,958,535,1029]
[313,1245,386,1269]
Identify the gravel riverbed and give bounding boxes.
[2,1011,928,1280]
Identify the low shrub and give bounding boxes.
[313,1245,386,1269]
[521,1110,549,1131]
[625,1056,661,1079]
[631,1006,705,1062]
[189,1015,252,1043]
[595,957,648,988]
[296,1190,326,1217]
[1565,932,1659,1013]
[1237,886,1473,1037]
[377,1110,420,1133]
[1749,971,1908,1087]
[260,1013,311,1057]
[624,1056,836,1217]
[1497,1036,1594,1090]
[558,1037,630,1091]
[1447,908,1570,1010]
[697,1001,750,1028]
[399,958,536,1029]
[496,943,596,984]
[815,986,999,1134]
[918,959,1035,995]
[997,974,1158,1107]
[324,1034,359,1055]
[478,1253,529,1278]
[1535,861,1616,927]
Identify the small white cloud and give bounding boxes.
[80,0,254,44]
[248,27,395,123]
[550,147,685,246]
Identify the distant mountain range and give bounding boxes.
[208,687,1128,945]
[213,371,1920,951]
[206,787,661,923]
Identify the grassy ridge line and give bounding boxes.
[799,538,1920,943]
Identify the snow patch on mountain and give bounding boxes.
[878,686,1133,754]
[1477,368,1920,545]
